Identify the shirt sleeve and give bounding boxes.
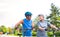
[37,22,41,27]
[47,22,51,27]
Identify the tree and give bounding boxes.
[47,3,60,27]
[33,17,39,31]
[46,3,60,36]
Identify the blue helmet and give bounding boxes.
[25,11,32,16]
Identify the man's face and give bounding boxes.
[39,16,44,21]
[26,16,32,20]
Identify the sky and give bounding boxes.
[0,0,60,28]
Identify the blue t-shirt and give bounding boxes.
[37,20,51,37]
[22,19,32,36]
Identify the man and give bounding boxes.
[37,14,58,37]
[15,11,34,37]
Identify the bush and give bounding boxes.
[32,30,36,36]
[47,31,60,37]
[54,31,60,36]
[47,31,53,36]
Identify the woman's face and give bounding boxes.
[39,16,44,21]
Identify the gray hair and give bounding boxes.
[38,14,44,17]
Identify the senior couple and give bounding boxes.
[15,11,58,37]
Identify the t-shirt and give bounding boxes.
[37,20,51,37]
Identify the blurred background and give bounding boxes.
[0,0,60,37]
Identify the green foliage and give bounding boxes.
[32,30,36,36]
[0,27,3,32]
[46,3,60,37]
[47,31,53,36]
[54,31,60,36]
[13,24,22,35]
[47,3,60,27]
[0,25,7,34]
[33,17,39,31]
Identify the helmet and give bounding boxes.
[25,11,32,16]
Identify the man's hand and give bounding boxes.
[55,28,58,30]
[32,28,35,31]
[50,24,59,30]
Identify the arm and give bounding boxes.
[32,22,35,30]
[32,22,35,28]
[38,27,45,31]
[50,24,58,30]
[15,20,23,28]
[47,22,58,30]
